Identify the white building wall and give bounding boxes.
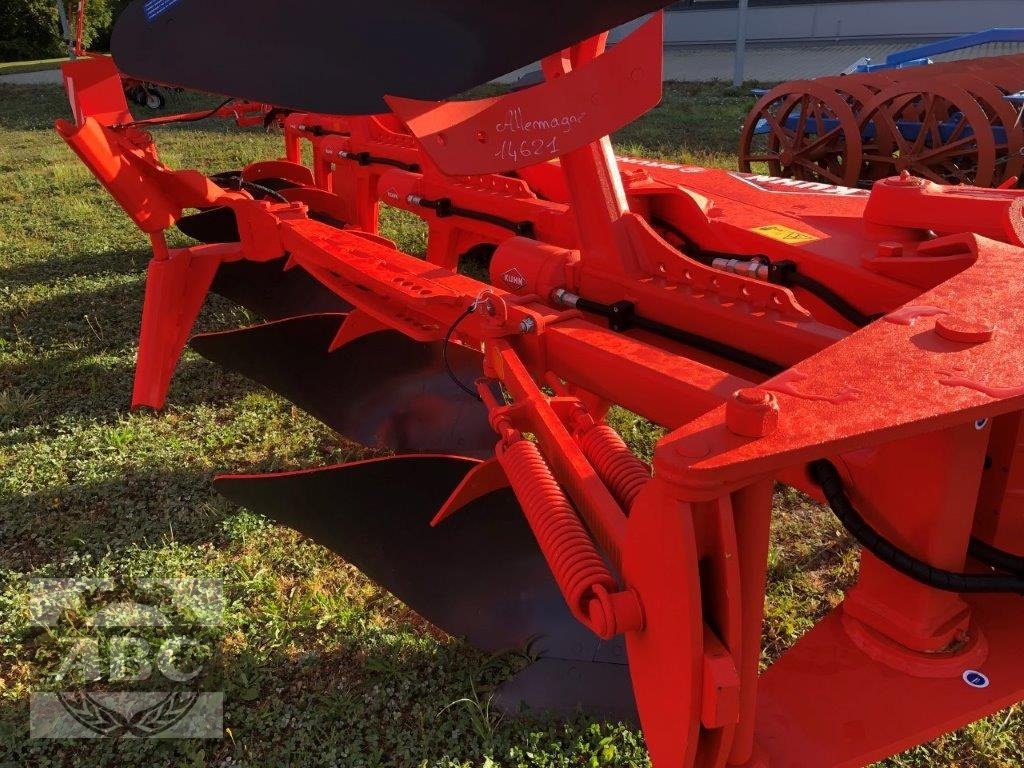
[663,0,1024,44]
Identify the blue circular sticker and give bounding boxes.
[963,670,990,689]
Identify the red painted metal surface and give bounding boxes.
[388,14,664,176]
[61,54,132,127]
[54,23,1024,768]
[658,234,1024,495]
[756,593,1024,768]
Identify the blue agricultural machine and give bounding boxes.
[739,29,1024,188]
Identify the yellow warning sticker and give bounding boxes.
[750,224,821,244]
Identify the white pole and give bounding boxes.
[733,0,749,87]
[54,0,75,59]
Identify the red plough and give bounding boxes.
[55,2,1024,765]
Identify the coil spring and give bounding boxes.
[578,424,651,512]
[501,438,618,626]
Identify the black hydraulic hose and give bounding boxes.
[651,217,876,329]
[969,537,1024,576]
[206,172,291,204]
[116,97,235,129]
[809,460,1024,594]
[238,180,290,204]
[442,304,483,402]
[768,262,880,329]
[650,217,725,266]
[414,196,535,238]
[338,150,421,173]
[569,295,784,376]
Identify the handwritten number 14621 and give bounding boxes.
[494,137,559,164]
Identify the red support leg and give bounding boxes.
[727,479,775,767]
[842,423,990,657]
[132,234,224,410]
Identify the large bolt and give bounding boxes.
[886,170,924,187]
[519,317,537,334]
[935,316,995,344]
[726,388,780,438]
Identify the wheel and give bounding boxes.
[859,83,997,186]
[739,81,864,188]
[951,75,1024,187]
[814,75,896,182]
[144,90,166,110]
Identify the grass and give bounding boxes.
[0,80,1021,767]
[0,59,68,77]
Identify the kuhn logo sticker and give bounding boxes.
[730,172,868,197]
[502,268,528,291]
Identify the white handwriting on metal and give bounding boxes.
[493,108,587,163]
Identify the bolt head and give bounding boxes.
[726,388,780,438]
[735,387,772,406]
[886,170,924,187]
[674,440,710,460]
[935,316,995,344]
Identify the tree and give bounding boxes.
[91,0,132,52]
[0,0,63,61]
[0,0,117,62]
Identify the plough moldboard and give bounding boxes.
[53,1,1024,765]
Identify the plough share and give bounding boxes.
[54,1,1024,765]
